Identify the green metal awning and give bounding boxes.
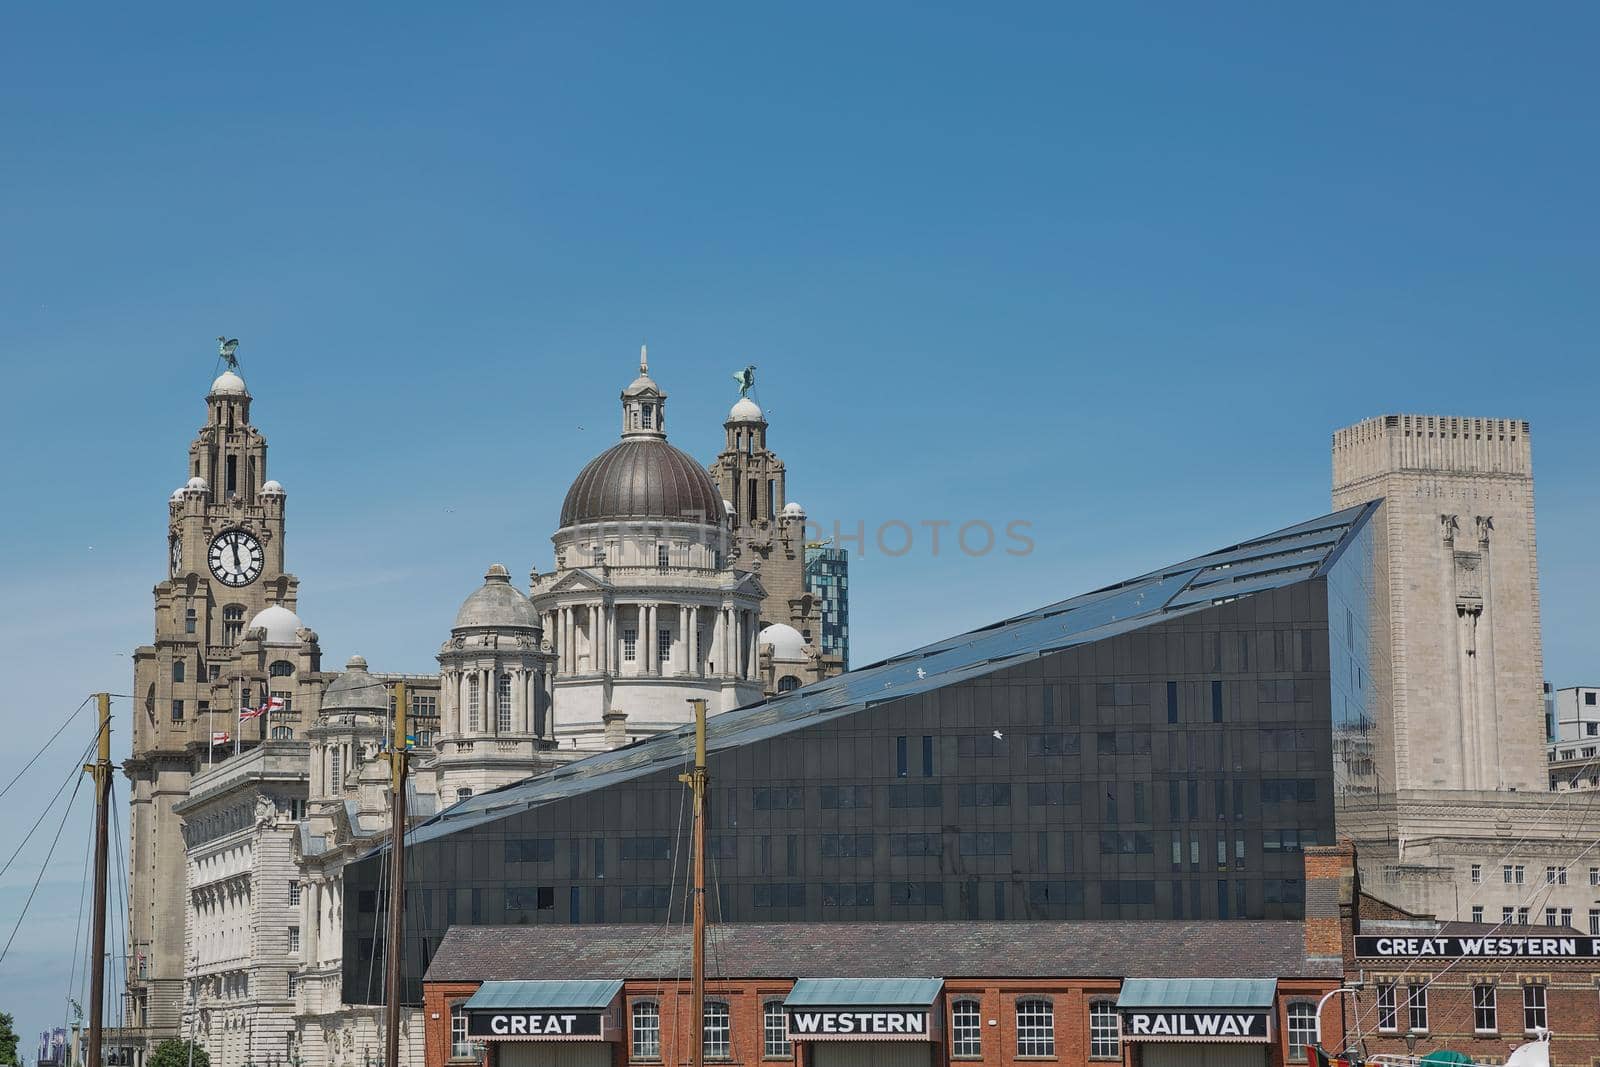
[785,978,943,1007]
[465,980,623,1011]
[1117,978,1277,1009]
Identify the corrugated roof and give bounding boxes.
[1117,977,1278,1009]
[391,501,1378,853]
[424,921,1336,984]
[463,980,623,1011]
[786,978,943,1007]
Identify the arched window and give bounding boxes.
[172,660,185,683]
[222,605,246,646]
[951,999,982,1058]
[777,675,801,693]
[269,660,294,677]
[762,1000,790,1058]
[496,674,512,732]
[1016,998,1054,1057]
[1286,1002,1318,1060]
[1089,1000,1119,1059]
[456,787,473,802]
[631,1000,660,1061]
[466,676,480,731]
[270,726,292,740]
[703,1002,731,1060]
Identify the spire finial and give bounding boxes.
[640,343,648,375]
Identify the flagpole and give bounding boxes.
[235,677,242,758]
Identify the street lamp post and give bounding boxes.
[1313,983,1364,1057]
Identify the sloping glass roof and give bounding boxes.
[464,979,623,1011]
[398,501,1378,851]
[1117,977,1278,1009]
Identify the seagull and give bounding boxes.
[916,667,926,679]
[992,730,1003,740]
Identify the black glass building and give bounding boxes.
[345,502,1381,1004]
[804,545,850,667]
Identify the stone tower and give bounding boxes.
[707,393,816,637]
[1331,414,1545,792]
[124,364,307,1046]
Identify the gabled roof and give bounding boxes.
[399,501,1378,851]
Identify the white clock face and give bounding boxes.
[208,529,264,587]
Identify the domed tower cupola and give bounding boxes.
[620,345,667,439]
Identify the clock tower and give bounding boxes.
[124,360,317,1052]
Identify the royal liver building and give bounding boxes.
[117,346,842,1067]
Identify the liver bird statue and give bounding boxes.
[217,336,241,370]
[733,364,756,398]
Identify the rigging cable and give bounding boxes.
[0,729,103,881]
[0,696,93,802]
[0,764,87,964]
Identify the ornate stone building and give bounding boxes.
[530,350,766,749]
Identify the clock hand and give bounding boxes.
[231,540,241,569]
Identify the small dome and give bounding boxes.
[728,397,764,422]
[454,564,536,630]
[260,480,284,496]
[760,623,808,662]
[210,370,248,397]
[560,439,726,529]
[171,488,186,503]
[248,605,304,646]
[321,655,386,713]
[782,501,806,519]
[186,476,208,491]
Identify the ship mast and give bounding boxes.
[85,694,112,1067]
[679,699,709,1067]
[384,682,409,1067]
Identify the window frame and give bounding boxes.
[630,998,661,1062]
[761,998,791,1059]
[703,1000,731,1060]
[1376,981,1397,1032]
[1282,1001,1317,1061]
[1406,981,1428,1033]
[1088,999,1120,1060]
[1015,997,1055,1058]
[448,1004,479,1062]
[1522,983,1546,1033]
[1473,983,1497,1034]
[950,998,982,1059]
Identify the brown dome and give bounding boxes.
[560,438,726,528]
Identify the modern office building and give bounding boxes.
[344,501,1382,1005]
[804,546,850,668]
[1546,685,1600,792]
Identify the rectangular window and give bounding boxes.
[288,882,301,906]
[287,926,300,953]
[1166,681,1178,723]
[1546,865,1557,885]
[1515,864,1526,884]
[763,1000,790,1058]
[1471,905,1484,922]
[632,1002,661,1061]
[1016,1000,1054,1057]
[185,609,197,634]
[1503,864,1514,884]
[451,1008,475,1060]
[1561,907,1572,927]
[1590,909,1599,935]
[1474,984,1496,1033]
[703,1002,730,1060]
[1211,680,1224,722]
[958,783,1010,807]
[895,735,908,777]
[657,628,671,662]
[622,628,637,661]
[1407,982,1428,1032]
[171,700,184,721]
[1376,982,1397,1031]
[1522,985,1546,1032]
[1470,863,1481,884]
[496,675,511,731]
[1544,907,1558,926]
[1503,906,1515,923]
[921,735,934,776]
[1089,1001,1120,1059]
[656,543,669,568]
[1518,907,1530,924]
[951,1000,982,1058]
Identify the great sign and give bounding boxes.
[1121,1011,1271,1041]
[465,1011,604,1039]
[786,1009,930,1039]
[1354,935,1600,960]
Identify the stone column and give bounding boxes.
[511,667,526,735]
[748,610,760,679]
[644,603,656,676]
[688,607,700,677]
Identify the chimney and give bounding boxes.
[1303,838,1357,962]
[603,708,628,749]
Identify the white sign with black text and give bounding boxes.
[1121,1011,1272,1042]
[786,1009,931,1040]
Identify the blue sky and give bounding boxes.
[2,0,1598,1048]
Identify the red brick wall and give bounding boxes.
[423,976,1344,1067]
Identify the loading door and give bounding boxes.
[495,1043,612,1067]
[809,1043,933,1067]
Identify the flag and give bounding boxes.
[1304,1047,1351,1067]
[405,734,418,748]
[211,731,231,745]
[241,697,283,721]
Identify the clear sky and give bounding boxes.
[2,0,1597,1049]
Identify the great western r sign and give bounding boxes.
[465,1011,605,1039]
[786,1009,931,1040]
[1120,1011,1272,1042]
[1355,935,1600,960]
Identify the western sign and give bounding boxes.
[1355,935,1600,960]
[1121,1011,1271,1041]
[466,1011,604,1038]
[786,1009,930,1039]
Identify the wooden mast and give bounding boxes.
[679,699,709,1067]
[85,693,112,1067]
[384,681,408,1067]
